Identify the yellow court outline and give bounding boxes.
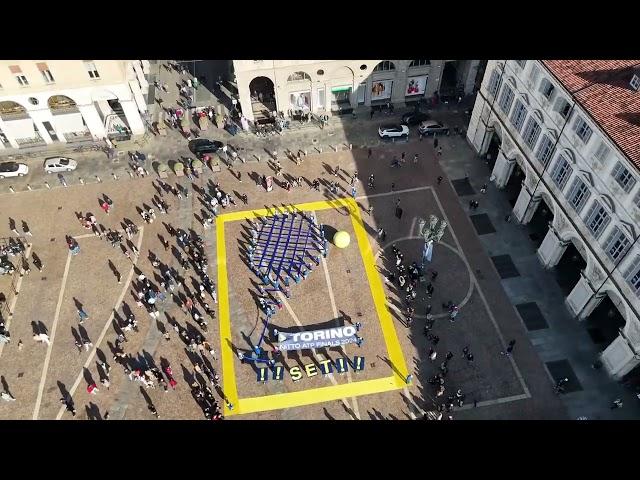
[216,197,409,416]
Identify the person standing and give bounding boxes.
[22,221,33,237]
[434,137,439,149]
[413,153,419,164]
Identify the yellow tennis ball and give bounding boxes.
[333,231,351,249]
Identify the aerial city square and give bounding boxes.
[0,59,639,420]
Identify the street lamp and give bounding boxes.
[418,215,447,265]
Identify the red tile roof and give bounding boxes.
[542,60,640,169]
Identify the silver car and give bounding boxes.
[43,157,77,173]
[0,162,28,179]
[418,120,449,136]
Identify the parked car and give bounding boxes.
[0,162,28,179]
[43,157,77,173]
[401,111,431,126]
[189,139,224,157]
[378,124,409,139]
[418,120,449,136]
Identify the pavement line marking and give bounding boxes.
[409,217,417,237]
[217,216,238,415]
[33,250,72,420]
[277,292,355,415]
[219,198,408,416]
[430,191,531,398]
[349,198,408,382]
[455,393,529,411]
[55,227,145,420]
[357,185,433,202]
[319,253,360,420]
[0,242,33,359]
[237,376,401,415]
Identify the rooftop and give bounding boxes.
[542,60,640,169]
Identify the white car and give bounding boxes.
[44,157,77,173]
[378,124,409,139]
[0,162,28,179]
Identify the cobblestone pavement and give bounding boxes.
[0,62,574,420]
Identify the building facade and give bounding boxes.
[233,60,481,123]
[467,59,640,379]
[0,60,150,149]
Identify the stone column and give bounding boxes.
[491,150,514,189]
[78,103,106,140]
[601,335,640,379]
[537,226,569,269]
[391,65,408,108]
[28,110,53,144]
[512,185,540,224]
[120,99,145,135]
[0,117,18,149]
[463,60,480,95]
[565,271,604,320]
[237,75,254,123]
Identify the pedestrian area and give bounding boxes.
[0,132,571,419]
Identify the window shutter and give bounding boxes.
[9,65,21,74]
[36,62,48,72]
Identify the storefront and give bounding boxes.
[405,75,429,104]
[370,79,393,104]
[289,91,311,119]
[330,86,352,113]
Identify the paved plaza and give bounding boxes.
[3,60,632,420]
[0,120,572,420]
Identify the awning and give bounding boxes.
[52,112,86,133]
[2,118,36,139]
[331,86,352,92]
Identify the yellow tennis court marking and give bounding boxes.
[217,197,408,416]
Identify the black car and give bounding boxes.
[401,111,431,126]
[189,139,224,157]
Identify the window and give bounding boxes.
[487,69,502,98]
[316,69,324,76]
[16,75,28,86]
[535,135,555,168]
[594,141,610,163]
[409,60,430,67]
[540,78,555,99]
[498,85,515,114]
[631,74,640,91]
[359,64,367,70]
[567,178,591,213]
[509,100,527,132]
[373,61,395,72]
[625,256,640,294]
[514,60,527,69]
[41,69,54,83]
[36,62,54,83]
[287,71,311,82]
[557,98,571,119]
[604,227,630,261]
[522,117,541,149]
[551,155,573,190]
[84,61,100,79]
[612,161,636,192]
[574,117,593,144]
[317,88,325,111]
[529,65,540,85]
[584,200,611,239]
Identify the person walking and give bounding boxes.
[77,307,89,324]
[501,339,516,356]
[367,205,374,216]
[434,137,439,149]
[428,348,437,361]
[148,403,160,418]
[1,391,16,402]
[413,153,419,164]
[22,221,33,237]
[87,383,99,395]
[101,201,110,215]
[611,399,623,409]
[437,176,443,185]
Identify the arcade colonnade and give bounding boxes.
[0,62,149,149]
[469,117,640,380]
